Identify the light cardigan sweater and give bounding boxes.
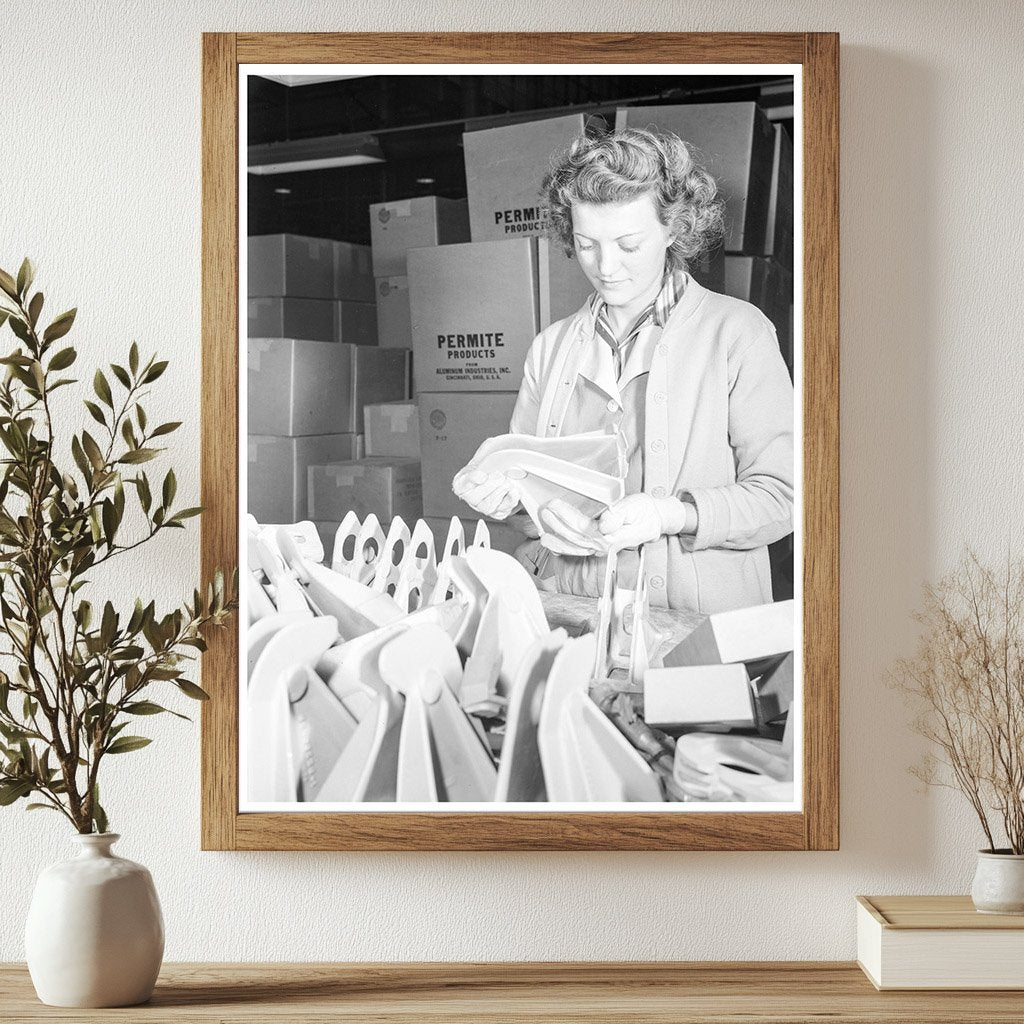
[509,275,795,614]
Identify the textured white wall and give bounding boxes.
[2,0,1023,962]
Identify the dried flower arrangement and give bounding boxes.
[893,551,1024,854]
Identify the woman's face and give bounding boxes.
[571,194,675,313]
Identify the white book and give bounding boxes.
[857,895,1024,990]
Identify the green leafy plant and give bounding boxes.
[0,259,236,833]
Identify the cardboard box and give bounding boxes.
[308,458,423,524]
[375,276,412,349]
[248,234,335,299]
[424,515,527,559]
[364,401,420,458]
[333,300,377,346]
[370,196,470,277]
[417,392,519,517]
[333,240,375,301]
[538,239,593,327]
[764,124,794,266]
[722,256,793,366]
[643,664,756,731]
[407,238,541,393]
[247,433,358,525]
[616,103,775,254]
[464,114,588,243]
[248,339,409,436]
[348,347,411,430]
[248,298,375,345]
[248,297,334,343]
[663,599,794,668]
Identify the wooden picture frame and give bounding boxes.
[201,32,839,851]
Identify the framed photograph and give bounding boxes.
[201,33,838,851]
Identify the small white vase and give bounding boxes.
[971,849,1024,915]
[25,833,164,1007]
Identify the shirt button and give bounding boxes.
[606,399,618,412]
[651,486,666,498]
[653,392,667,404]
[651,439,666,454]
[651,575,665,589]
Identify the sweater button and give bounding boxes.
[651,486,666,498]
[651,439,666,454]
[653,392,667,404]
[651,575,665,589]
[606,399,618,412]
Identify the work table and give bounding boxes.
[2,962,1021,1022]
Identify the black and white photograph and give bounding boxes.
[241,65,800,811]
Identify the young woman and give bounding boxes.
[453,127,794,615]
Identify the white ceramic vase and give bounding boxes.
[971,849,1024,914]
[25,833,164,1007]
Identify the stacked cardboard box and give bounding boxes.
[374,276,412,350]
[407,233,535,518]
[369,198,469,353]
[463,114,589,243]
[248,434,359,525]
[364,401,420,459]
[249,339,409,436]
[247,296,377,345]
[248,233,377,344]
[308,457,423,524]
[247,338,409,524]
[408,238,542,395]
[370,196,469,277]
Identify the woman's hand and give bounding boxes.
[539,498,606,555]
[506,511,541,540]
[598,493,695,551]
[451,465,521,520]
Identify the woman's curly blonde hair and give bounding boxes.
[542,126,725,271]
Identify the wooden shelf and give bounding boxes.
[2,962,1023,1022]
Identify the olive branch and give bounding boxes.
[0,259,237,833]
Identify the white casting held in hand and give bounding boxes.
[456,431,628,536]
